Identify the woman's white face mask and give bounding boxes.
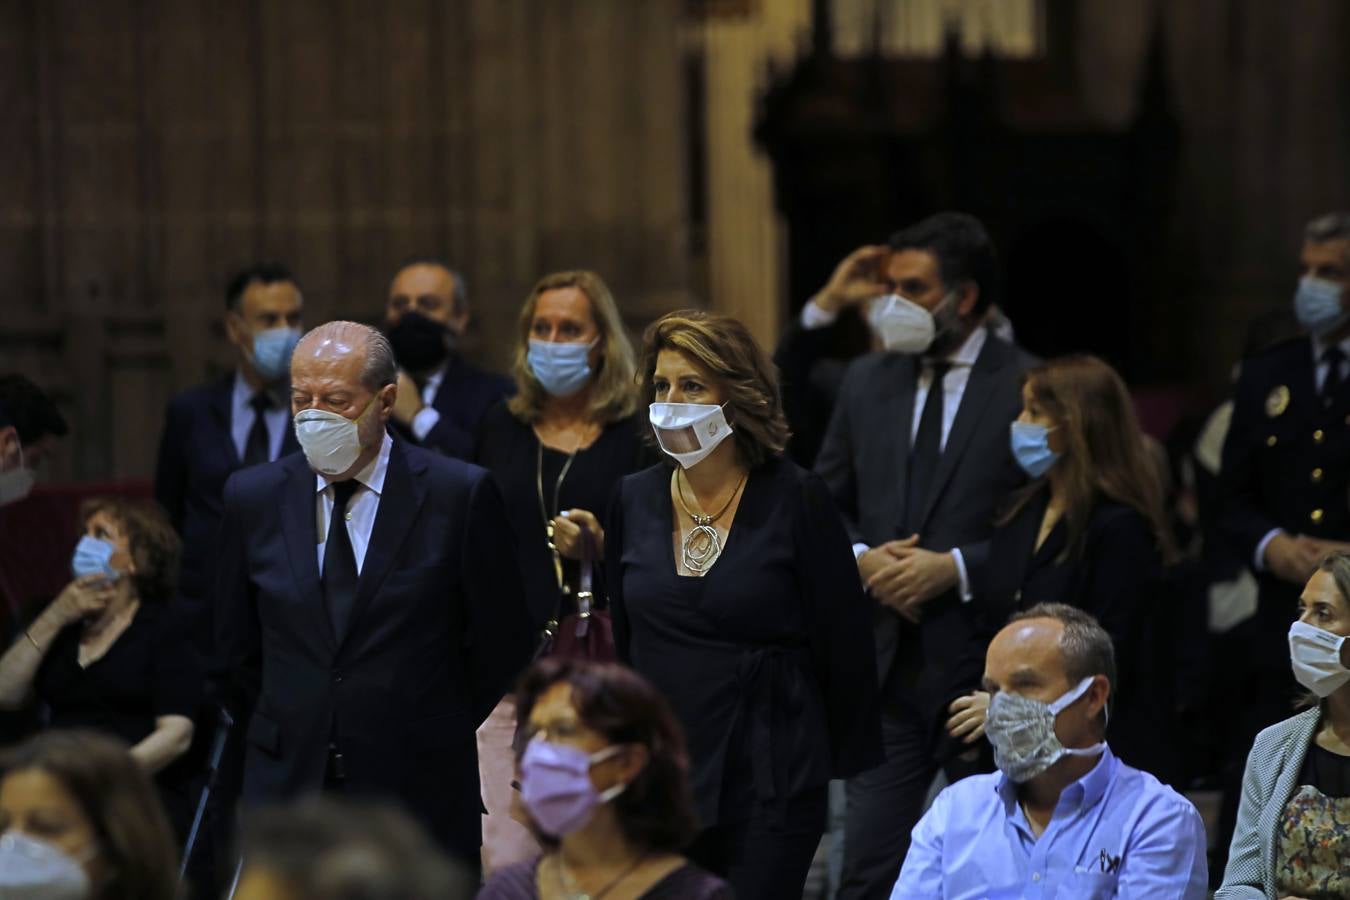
[648,403,734,469]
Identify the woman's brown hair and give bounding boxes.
[78,497,180,605]
[999,355,1176,564]
[0,730,180,900]
[514,658,698,852]
[508,270,638,425]
[638,310,789,467]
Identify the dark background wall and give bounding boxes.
[1,0,1349,480]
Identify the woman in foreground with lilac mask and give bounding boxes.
[477,657,730,899]
[1219,552,1350,899]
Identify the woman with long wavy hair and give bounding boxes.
[944,355,1181,782]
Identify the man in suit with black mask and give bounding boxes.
[383,259,513,459]
[214,320,531,864]
[815,212,1036,899]
[155,263,303,653]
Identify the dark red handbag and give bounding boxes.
[537,524,615,662]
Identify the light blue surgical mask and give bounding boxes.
[1294,276,1348,337]
[528,339,597,397]
[1010,421,1060,478]
[251,327,302,383]
[71,535,118,580]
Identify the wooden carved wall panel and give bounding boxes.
[0,0,691,481]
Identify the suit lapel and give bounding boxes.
[1288,340,1317,418]
[918,338,1010,530]
[211,376,242,468]
[335,439,427,653]
[281,457,336,651]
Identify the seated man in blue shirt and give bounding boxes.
[893,602,1207,899]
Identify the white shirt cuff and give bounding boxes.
[852,542,870,561]
[1254,528,1283,573]
[952,548,973,602]
[800,298,840,330]
[411,406,441,442]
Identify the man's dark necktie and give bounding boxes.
[322,480,361,639]
[1323,347,1345,406]
[242,392,273,466]
[905,361,951,534]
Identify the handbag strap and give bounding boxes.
[576,523,594,618]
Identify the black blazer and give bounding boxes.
[154,375,299,650]
[213,438,532,858]
[814,334,1035,743]
[607,457,880,827]
[397,356,513,460]
[976,491,1177,781]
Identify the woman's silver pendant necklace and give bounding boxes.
[682,513,723,574]
[674,467,747,576]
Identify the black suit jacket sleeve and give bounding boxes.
[213,471,260,718]
[1218,367,1278,563]
[461,472,533,725]
[154,400,188,532]
[813,363,863,545]
[797,473,882,775]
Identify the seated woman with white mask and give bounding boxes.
[0,498,200,838]
[0,729,180,900]
[604,310,880,900]
[1218,552,1350,899]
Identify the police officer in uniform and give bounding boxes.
[1215,210,1350,863]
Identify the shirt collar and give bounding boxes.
[423,364,447,393]
[314,430,393,497]
[1311,332,1350,363]
[995,745,1117,818]
[936,323,987,368]
[233,369,286,411]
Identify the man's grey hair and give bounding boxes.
[1008,602,1117,694]
[1305,212,1350,244]
[239,797,473,900]
[298,321,397,391]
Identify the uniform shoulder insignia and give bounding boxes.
[1266,385,1290,417]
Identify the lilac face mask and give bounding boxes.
[519,739,627,837]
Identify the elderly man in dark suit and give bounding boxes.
[214,320,532,863]
[155,263,303,653]
[383,259,513,459]
[815,212,1036,900]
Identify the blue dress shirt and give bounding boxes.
[892,748,1208,899]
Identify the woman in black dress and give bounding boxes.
[478,658,732,900]
[474,270,654,872]
[945,355,1179,780]
[606,311,881,900]
[0,497,200,836]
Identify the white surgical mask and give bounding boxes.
[648,402,733,469]
[1289,620,1350,697]
[0,831,92,899]
[293,396,378,476]
[0,443,35,508]
[867,291,957,354]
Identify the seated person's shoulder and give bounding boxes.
[477,859,540,899]
[1111,762,1203,830]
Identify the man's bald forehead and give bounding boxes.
[989,617,1067,669]
[295,322,373,360]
